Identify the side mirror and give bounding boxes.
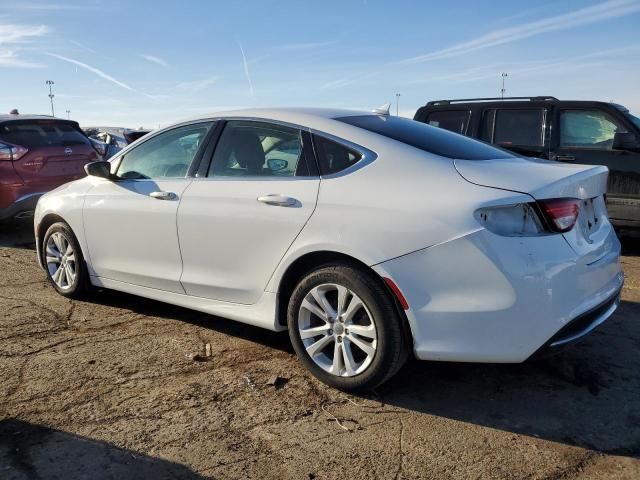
[267,158,288,172]
[85,160,115,180]
[613,131,639,151]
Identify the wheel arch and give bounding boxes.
[37,214,88,268]
[275,250,413,347]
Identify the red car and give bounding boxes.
[0,115,99,221]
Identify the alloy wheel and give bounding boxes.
[45,232,77,290]
[297,283,378,377]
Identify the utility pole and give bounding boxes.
[395,92,401,116]
[66,110,70,119]
[46,80,55,116]
[500,72,508,99]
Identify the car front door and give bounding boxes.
[177,120,320,304]
[83,121,214,292]
[555,108,640,225]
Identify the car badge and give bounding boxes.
[64,147,73,155]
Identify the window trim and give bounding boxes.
[557,108,626,151]
[482,107,547,148]
[109,120,215,180]
[309,129,377,179]
[424,109,472,136]
[200,119,315,180]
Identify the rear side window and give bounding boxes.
[482,109,544,147]
[312,135,362,175]
[337,115,513,160]
[425,110,470,135]
[0,120,91,148]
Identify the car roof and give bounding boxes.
[0,114,77,123]
[173,107,372,129]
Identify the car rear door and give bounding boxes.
[83,121,215,293]
[177,119,320,304]
[0,119,98,194]
[554,107,640,225]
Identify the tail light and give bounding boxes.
[476,198,580,236]
[538,199,580,233]
[0,142,28,161]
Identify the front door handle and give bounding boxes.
[556,154,575,162]
[257,194,297,207]
[150,191,177,200]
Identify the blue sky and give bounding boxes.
[1,0,639,128]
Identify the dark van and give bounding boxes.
[414,97,640,232]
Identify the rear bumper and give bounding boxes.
[0,192,44,221]
[373,228,624,363]
[527,291,620,360]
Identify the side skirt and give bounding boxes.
[90,276,283,331]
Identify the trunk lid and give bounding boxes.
[455,157,615,263]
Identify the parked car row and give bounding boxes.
[0,117,150,221]
[33,106,624,390]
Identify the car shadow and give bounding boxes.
[83,287,640,457]
[0,418,205,479]
[82,287,295,355]
[374,298,640,457]
[0,219,36,249]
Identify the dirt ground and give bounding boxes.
[1,219,639,480]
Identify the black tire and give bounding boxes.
[42,222,89,299]
[287,264,409,391]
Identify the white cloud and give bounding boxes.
[0,50,43,68]
[0,23,48,45]
[400,0,640,64]
[141,54,168,67]
[279,41,335,51]
[176,75,221,91]
[46,53,135,91]
[0,22,48,68]
[238,42,254,96]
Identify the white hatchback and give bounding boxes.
[34,108,624,390]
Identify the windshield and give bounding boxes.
[336,115,514,160]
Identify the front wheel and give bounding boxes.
[42,222,88,298]
[287,264,408,391]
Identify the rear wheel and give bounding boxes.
[287,264,408,391]
[43,222,88,298]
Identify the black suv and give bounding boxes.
[414,96,640,232]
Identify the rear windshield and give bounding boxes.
[336,115,514,160]
[0,120,91,148]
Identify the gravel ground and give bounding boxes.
[1,219,639,479]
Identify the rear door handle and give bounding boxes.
[556,155,575,162]
[257,194,297,207]
[150,191,177,200]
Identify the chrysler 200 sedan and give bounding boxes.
[33,108,624,390]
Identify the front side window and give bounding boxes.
[489,109,544,147]
[337,115,513,160]
[116,122,213,180]
[209,121,304,177]
[560,110,624,150]
[426,110,471,135]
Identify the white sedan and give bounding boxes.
[34,108,624,390]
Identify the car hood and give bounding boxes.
[453,157,608,201]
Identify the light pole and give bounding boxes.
[395,92,401,116]
[46,80,55,116]
[66,110,70,120]
[500,72,508,99]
